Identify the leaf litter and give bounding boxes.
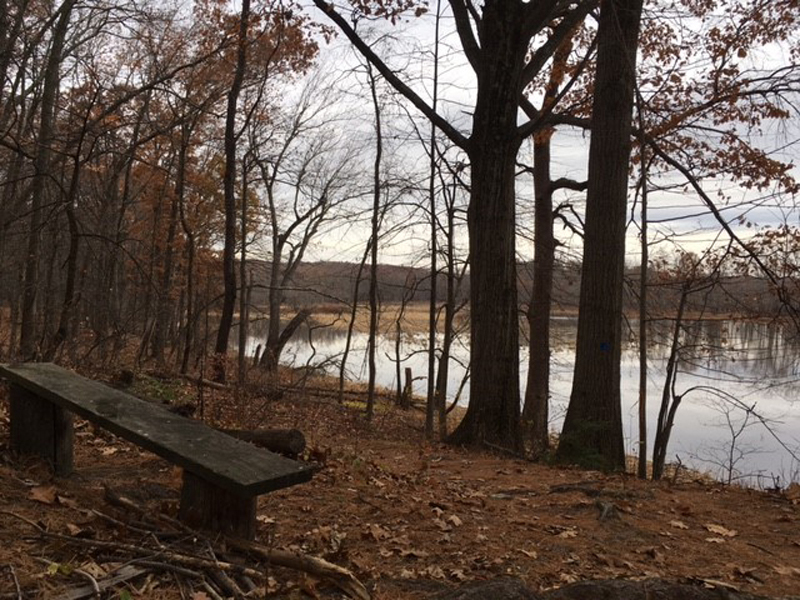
[1,371,799,598]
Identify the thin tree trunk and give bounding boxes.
[179,129,197,375]
[152,143,186,364]
[434,186,457,439]
[366,62,383,422]
[19,0,76,358]
[652,285,688,480]
[214,0,251,381]
[522,135,555,457]
[637,126,649,479]
[238,160,250,384]
[339,243,370,403]
[425,0,442,440]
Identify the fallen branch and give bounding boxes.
[55,565,149,600]
[226,537,370,600]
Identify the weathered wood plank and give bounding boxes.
[178,471,257,539]
[10,383,74,475]
[0,363,314,495]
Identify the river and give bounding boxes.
[250,317,800,486]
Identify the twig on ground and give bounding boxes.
[5,565,22,600]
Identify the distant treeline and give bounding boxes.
[241,259,783,318]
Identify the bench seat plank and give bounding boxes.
[0,363,314,496]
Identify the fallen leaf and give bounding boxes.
[79,561,106,578]
[101,446,118,456]
[433,518,452,532]
[558,527,578,539]
[705,537,726,544]
[774,565,800,577]
[191,593,211,600]
[520,549,538,559]
[367,523,391,541]
[29,486,57,505]
[669,520,689,530]
[57,495,78,509]
[446,514,463,527]
[704,523,737,537]
[399,548,429,559]
[66,523,83,536]
[784,483,800,503]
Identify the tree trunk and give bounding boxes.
[152,143,185,365]
[366,62,383,423]
[238,160,250,384]
[522,135,555,457]
[425,0,442,439]
[434,192,457,439]
[339,243,369,403]
[447,6,528,451]
[19,0,76,359]
[261,248,284,371]
[214,0,251,381]
[557,0,644,470]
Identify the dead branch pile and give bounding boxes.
[1,487,368,600]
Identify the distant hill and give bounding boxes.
[238,258,781,318]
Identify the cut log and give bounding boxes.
[221,428,306,458]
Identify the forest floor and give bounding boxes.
[1,366,800,599]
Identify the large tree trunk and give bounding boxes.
[522,135,555,457]
[447,6,527,452]
[214,0,251,381]
[557,0,644,470]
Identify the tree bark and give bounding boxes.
[214,0,251,381]
[557,0,644,470]
[19,0,76,359]
[366,61,383,423]
[522,135,555,457]
[447,4,529,451]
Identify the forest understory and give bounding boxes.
[1,361,799,600]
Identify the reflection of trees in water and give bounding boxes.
[247,316,798,392]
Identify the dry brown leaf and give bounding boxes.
[774,565,800,577]
[367,523,391,541]
[520,549,538,559]
[704,523,737,537]
[784,483,800,503]
[669,520,689,530]
[57,495,78,509]
[433,518,452,532]
[558,527,578,539]
[191,593,211,600]
[29,485,57,505]
[705,537,726,544]
[446,514,463,527]
[450,568,468,582]
[399,548,429,559]
[66,523,83,536]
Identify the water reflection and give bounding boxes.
[245,317,800,485]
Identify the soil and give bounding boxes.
[1,367,799,599]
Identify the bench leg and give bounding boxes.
[178,471,257,539]
[10,384,74,476]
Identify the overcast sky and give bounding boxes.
[291,1,799,267]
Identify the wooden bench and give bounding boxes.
[0,362,314,539]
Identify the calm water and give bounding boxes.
[250,318,800,485]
